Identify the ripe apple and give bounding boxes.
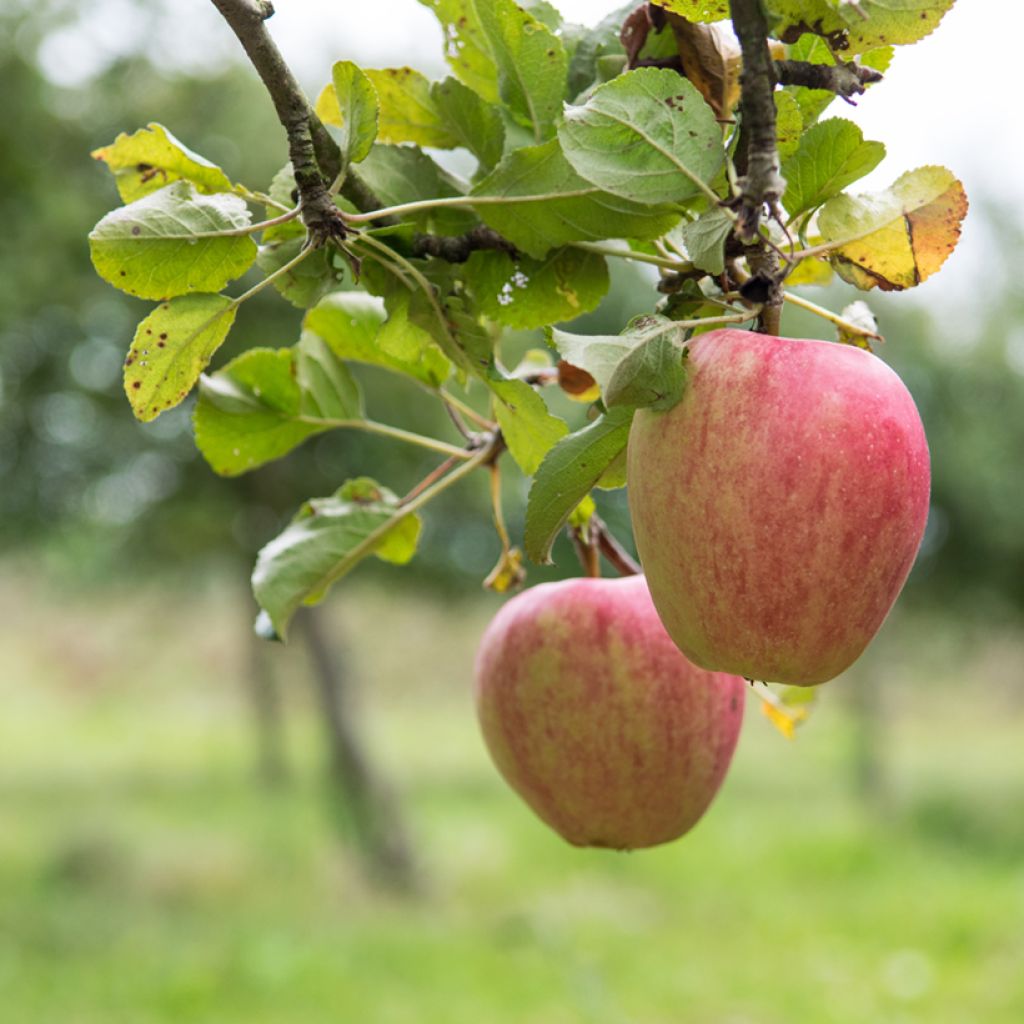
[474,575,745,850]
[627,329,930,686]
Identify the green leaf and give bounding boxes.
[562,5,633,99]
[295,331,364,421]
[194,348,322,477]
[474,0,568,141]
[464,247,608,329]
[681,207,733,275]
[841,0,954,50]
[524,406,633,563]
[549,327,632,395]
[549,314,686,397]
[329,61,380,168]
[487,375,569,475]
[775,91,803,159]
[519,0,562,29]
[604,333,687,412]
[256,236,344,309]
[376,291,453,384]
[318,66,455,149]
[125,294,237,422]
[365,67,456,148]
[782,118,885,219]
[650,0,730,22]
[303,292,450,387]
[559,68,725,206]
[416,0,499,103]
[91,122,233,204]
[89,181,257,300]
[358,145,476,234]
[767,0,843,36]
[860,46,895,74]
[194,331,367,478]
[471,139,680,258]
[431,76,505,172]
[769,0,952,52]
[252,479,422,640]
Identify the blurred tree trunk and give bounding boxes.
[849,669,889,812]
[244,626,290,787]
[300,605,420,893]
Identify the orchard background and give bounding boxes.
[1,1,1023,1021]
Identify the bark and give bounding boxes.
[299,605,420,893]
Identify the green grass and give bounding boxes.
[1,569,1023,1023]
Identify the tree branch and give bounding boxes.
[210,0,347,244]
[410,226,518,263]
[730,0,785,240]
[774,59,883,102]
[729,0,785,332]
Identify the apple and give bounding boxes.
[474,575,745,850]
[627,329,930,686]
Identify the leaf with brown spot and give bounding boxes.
[817,166,967,292]
[89,182,256,300]
[664,14,742,119]
[650,0,731,24]
[125,294,237,422]
[92,122,232,204]
[557,360,601,403]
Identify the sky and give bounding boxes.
[33,0,1020,323]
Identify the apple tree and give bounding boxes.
[88,1,965,790]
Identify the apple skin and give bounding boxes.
[474,575,745,850]
[627,329,931,687]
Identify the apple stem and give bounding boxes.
[568,520,602,578]
[593,515,642,577]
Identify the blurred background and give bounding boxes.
[1,2,1022,1022]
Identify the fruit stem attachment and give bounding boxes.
[569,519,602,579]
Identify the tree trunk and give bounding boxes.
[299,604,420,893]
[849,669,888,812]
[242,603,290,787]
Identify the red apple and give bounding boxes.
[627,329,930,686]
[474,575,745,850]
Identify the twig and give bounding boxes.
[774,59,883,103]
[411,226,518,263]
[731,263,881,340]
[439,389,496,430]
[572,240,692,272]
[295,416,475,461]
[569,521,601,578]
[592,515,641,577]
[400,455,462,504]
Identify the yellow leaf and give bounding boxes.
[759,699,808,740]
[818,166,968,292]
[484,547,526,593]
[318,67,458,149]
[786,257,834,287]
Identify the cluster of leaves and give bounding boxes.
[87,0,965,651]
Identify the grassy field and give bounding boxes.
[1,568,1023,1024]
